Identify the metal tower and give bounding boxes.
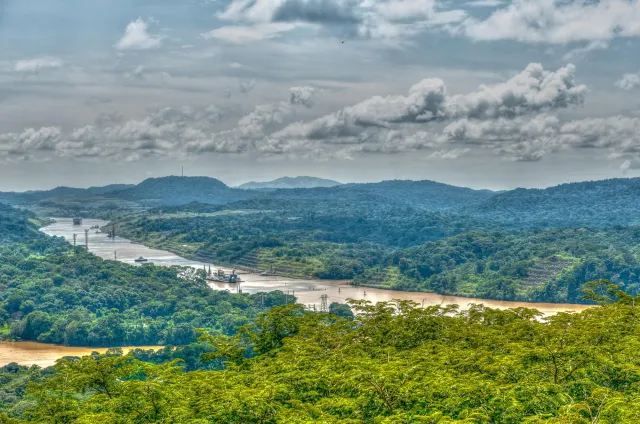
[84,229,89,250]
[320,294,328,313]
[72,234,77,256]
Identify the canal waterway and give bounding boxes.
[0,342,161,367]
[41,218,592,315]
[0,217,593,367]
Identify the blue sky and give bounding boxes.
[2,0,640,190]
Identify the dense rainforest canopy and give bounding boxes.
[4,287,640,423]
[0,206,292,347]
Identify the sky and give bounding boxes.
[2,0,640,191]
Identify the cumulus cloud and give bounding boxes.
[6,63,639,166]
[0,127,62,155]
[0,85,322,162]
[211,0,466,42]
[441,113,640,162]
[289,86,317,107]
[271,63,585,148]
[463,0,640,44]
[615,72,640,90]
[115,18,163,50]
[14,57,63,73]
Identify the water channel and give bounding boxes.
[0,217,594,367]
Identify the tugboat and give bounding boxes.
[72,217,83,225]
[134,256,148,263]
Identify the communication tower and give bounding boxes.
[320,294,328,313]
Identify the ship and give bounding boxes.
[206,268,241,283]
[134,256,148,263]
[72,217,83,225]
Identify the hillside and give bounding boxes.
[0,184,134,205]
[355,227,640,303]
[266,179,496,211]
[0,203,47,243]
[464,178,640,229]
[105,176,257,206]
[237,176,342,190]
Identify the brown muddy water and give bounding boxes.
[0,342,162,367]
[14,217,591,367]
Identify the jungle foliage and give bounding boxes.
[6,288,640,423]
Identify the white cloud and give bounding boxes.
[271,63,585,147]
[201,23,299,43]
[429,148,470,159]
[562,40,608,61]
[14,57,63,73]
[616,72,640,90]
[289,86,317,107]
[0,127,62,154]
[465,0,504,7]
[210,0,466,43]
[115,18,163,50]
[463,0,640,44]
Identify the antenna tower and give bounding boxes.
[320,294,328,313]
[72,234,77,256]
[84,229,89,250]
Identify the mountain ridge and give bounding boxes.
[237,176,342,190]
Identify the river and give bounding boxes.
[0,342,162,367]
[0,217,592,367]
[40,218,592,315]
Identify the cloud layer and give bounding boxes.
[115,18,163,50]
[2,61,639,170]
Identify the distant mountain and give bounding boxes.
[106,176,256,206]
[464,178,640,229]
[0,184,134,205]
[264,179,496,211]
[238,176,343,190]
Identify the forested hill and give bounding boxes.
[354,227,640,303]
[0,184,133,205]
[237,176,342,190]
[465,178,640,229]
[101,177,497,210]
[264,179,496,211]
[104,176,256,206]
[0,203,47,243]
[0,204,294,347]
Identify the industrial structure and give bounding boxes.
[73,217,82,225]
[206,267,241,283]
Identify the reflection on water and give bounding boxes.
[0,342,162,367]
[41,217,592,316]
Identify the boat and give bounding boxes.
[260,267,278,277]
[206,269,240,283]
[134,257,148,263]
[72,217,82,225]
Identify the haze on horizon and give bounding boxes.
[1,0,640,191]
